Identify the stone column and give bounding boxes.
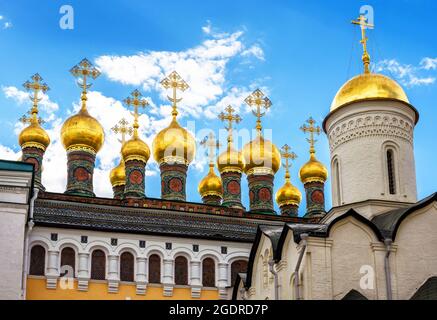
[107,254,119,293]
[21,146,46,191]
[160,163,188,201]
[221,171,244,208]
[124,159,147,199]
[247,171,275,213]
[163,258,174,297]
[190,260,202,298]
[65,149,97,197]
[304,181,325,218]
[77,252,90,291]
[46,250,59,289]
[279,204,299,217]
[218,262,229,300]
[136,257,147,295]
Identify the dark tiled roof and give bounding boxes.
[259,225,284,257]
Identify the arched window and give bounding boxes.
[387,149,396,195]
[202,258,215,287]
[60,247,75,278]
[333,159,341,205]
[174,256,188,285]
[148,254,161,284]
[29,245,45,276]
[230,260,248,287]
[120,252,135,282]
[91,249,106,280]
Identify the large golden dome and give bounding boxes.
[109,159,125,187]
[299,153,328,184]
[217,146,245,173]
[19,123,50,151]
[121,137,150,163]
[61,109,104,153]
[152,118,196,165]
[331,73,409,112]
[275,180,302,207]
[242,135,281,174]
[198,165,223,198]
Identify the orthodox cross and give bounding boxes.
[111,118,133,145]
[20,73,49,125]
[70,58,101,111]
[160,71,189,119]
[200,132,221,166]
[352,14,374,74]
[123,89,149,137]
[244,89,271,134]
[218,105,241,146]
[280,144,297,180]
[300,117,321,154]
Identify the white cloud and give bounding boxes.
[420,57,437,70]
[375,58,436,87]
[0,145,21,161]
[202,20,212,35]
[2,85,59,114]
[241,44,265,61]
[3,21,11,29]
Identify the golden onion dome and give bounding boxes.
[242,135,281,174]
[19,123,50,151]
[217,146,245,173]
[299,153,328,184]
[152,118,196,165]
[198,165,223,198]
[109,159,125,187]
[61,109,104,153]
[121,136,150,163]
[275,179,302,207]
[331,73,409,112]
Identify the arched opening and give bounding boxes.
[90,249,106,280]
[342,289,368,300]
[60,247,76,278]
[202,258,216,287]
[148,254,161,284]
[29,245,45,276]
[386,149,396,195]
[120,252,135,282]
[230,260,248,287]
[174,256,188,286]
[333,158,341,205]
[411,277,437,300]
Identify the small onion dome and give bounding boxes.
[152,118,196,165]
[242,135,281,175]
[275,179,302,208]
[299,153,328,184]
[198,164,223,198]
[109,159,125,187]
[121,136,150,163]
[331,73,409,112]
[61,109,104,153]
[217,146,245,173]
[19,122,50,151]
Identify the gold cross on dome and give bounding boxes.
[300,117,321,154]
[70,58,101,111]
[111,118,133,145]
[19,112,45,126]
[22,73,49,123]
[160,71,189,119]
[123,89,149,137]
[218,105,241,145]
[352,14,374,74]
[200,132,221,165]
[280,144,297,180]
[245,89,271,133]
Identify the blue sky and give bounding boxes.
[0,0,436,215]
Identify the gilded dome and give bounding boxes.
[152,118,196,165]
[19,123,50,151]
[299,153,328,184]
[109,159,125,187]
[331,73,409,112]
[198,165,223,198]
[217,146,245,173]
[242,135,281,174]
[61,109,104,153]
[121,136,150,163]
[275,180,302,207]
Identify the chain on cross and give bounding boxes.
[70,58,101,111]
[245,89,271,133]
[160,71,189,119]
[21,73,49,124]
[300,117,321,154]
[218,105,241,146]
[280,144,297,180]
[200,132,221,165]
[352,14,374,74]
[111,118,133,145]
[123,89,149,137]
